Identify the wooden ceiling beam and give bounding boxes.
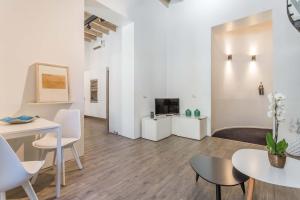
[84,32,97,40]
[84,28,96,36]
[84,11,118,42]
[94,18,117,32]
[84,38,91,42]
[84,11,117,32]
[89,27,105,37]
[84,28,103,38]
[91,22,109,34]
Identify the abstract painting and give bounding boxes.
[36,63,70,102]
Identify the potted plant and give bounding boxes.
[266,93,288,168]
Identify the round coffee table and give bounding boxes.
[190,155,249,200]
[232,149,300,200]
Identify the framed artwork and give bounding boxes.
[90,79,98,103]
[36,63,70,103]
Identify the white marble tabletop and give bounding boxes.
[232,149,300,189]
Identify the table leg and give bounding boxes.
[216,185,221,200]
[62,148,66,186]
[240,182,246,194]
[196,173,200,182]
[247,178,255,200]
[56,127,62,198]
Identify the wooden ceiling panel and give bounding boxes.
[84,32,97,40]
[90,28,104,37]
[84,12,117,42]
[94,19,117,32]
[84,28,103,38]
[84,38,91,42]
[91,22,109,34]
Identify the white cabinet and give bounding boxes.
[142,115,207,141]
[142,117,172,141]
[172,116,207,140]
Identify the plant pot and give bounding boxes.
[268,152,287,168]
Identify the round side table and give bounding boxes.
[232,149,300,200]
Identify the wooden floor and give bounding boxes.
[7,117,300,200]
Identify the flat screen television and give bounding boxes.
[155,98,179,115]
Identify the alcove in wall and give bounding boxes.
[211,11,273,136]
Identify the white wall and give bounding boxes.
[121,23,135,138]
[107,30,123,135]
[273,1,300,142]
[166,1,300,139]
[93,0,300,141]
[94,0,134,17]
[97,0,169,138]
[128,1,169,138]
[212,21,273,132]
[105,23,136,138]
[0,0,84,163]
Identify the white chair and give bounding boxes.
[31,109,83,185]
[0,135,44,200]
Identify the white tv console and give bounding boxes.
[142,115,207,141]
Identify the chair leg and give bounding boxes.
[31,150,47,184]
[71,144,83,170]
[195,173,200,182]
[22,181,38,200]
[0,192,6,200]
[52,150,57,169]
[62,148,66,186]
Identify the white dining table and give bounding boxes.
[0,118,62,198]
[232,149,300,200]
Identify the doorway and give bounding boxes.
[83,12,118,134]
[83,0,135,138]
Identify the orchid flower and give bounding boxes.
[267,92,286,143]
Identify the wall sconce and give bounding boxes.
[251,55,256,62]
[227,55,232,61]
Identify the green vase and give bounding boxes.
[185,109,192,117]
[194,109,201,118]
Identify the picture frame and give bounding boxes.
[36,63,70,103]
[90,79,98,103]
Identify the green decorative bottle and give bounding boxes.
[194,109,201,118]
[185,109,192,117]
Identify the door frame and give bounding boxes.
[106,67,110,134]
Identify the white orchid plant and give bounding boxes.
[266,93,288,156]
